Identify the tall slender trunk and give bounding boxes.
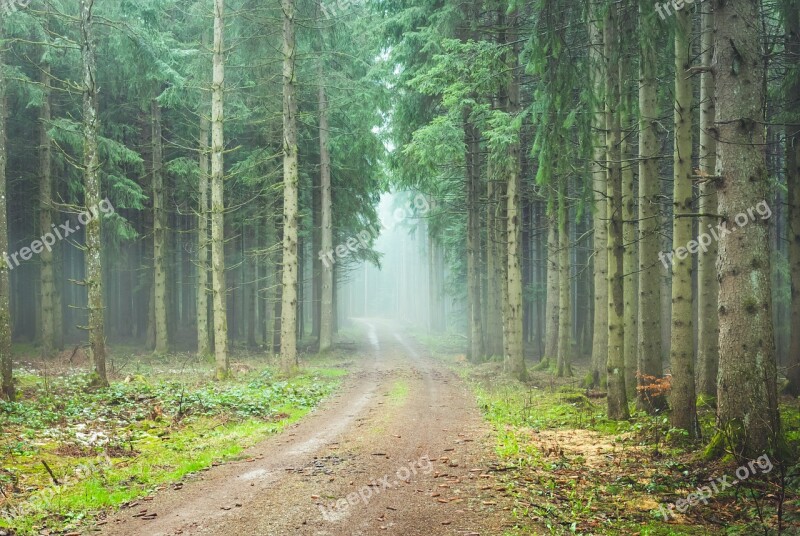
[280,0,299,372]
[211,0,229,379]
[544,200,559,362]
[713,0,779,456]
[785,0,800,396]
[39,28,58,357]
[197,111,211,356]
[670,8,697,436]
[0,26,13,400]
[620,30,638,395]
[637,0,663,412]
[697,4,719,398]
[465,114,484,361]
[152,99,168,354]
[604,1,628,419]
[589,11,607,387]
[485,159,504,357]
[505,10,525,382]
[556,178,571,377]
[318,56,334,353]
[81,0,107,387]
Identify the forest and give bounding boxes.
[0,0,799,534]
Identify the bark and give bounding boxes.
[246,225,257,348]
[637,0,663,412]
[152,99,168,354]
[485,164,504,357]
[39,29,58,357]
[556,179,572,377]
[318,56,334,353]
[0,27,13,400]
[604,2,629,419]
[670,8,698,436]
[785,0,800,396]
[505,12,525,382]
[589,12,607,387]
[620,54,637,396]
[713,0,779,456]
[81,0,108,387]
[211,0,229,379]
[465,114,484,362]
[697,4,719,398]
[280,0,299,372]
[197,111,211,356]
[544,201,559,362]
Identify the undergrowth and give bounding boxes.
[0,350,349,535]
[411,329,800,536]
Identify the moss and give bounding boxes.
[532,357,551,372]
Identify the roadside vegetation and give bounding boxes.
[0,346,349,535]
[415,331,800,536]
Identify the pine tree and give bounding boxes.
[669,6,697,436]
[713,0,779,456]
[281,0,299,373]
[152,98,168,354]
[81,0,108,387]
[697,3,719,398]
[0,19,13,401]
[211,0,229,380]
[589,7,607,387]
[604,0,628,419]
[636,0,663,412]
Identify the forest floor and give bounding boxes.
[1,321,799,535]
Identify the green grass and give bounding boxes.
[408,331,800,536]
[0,349,352,535]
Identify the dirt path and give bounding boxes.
[95,320,517,536]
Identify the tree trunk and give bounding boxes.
[670,8,697,436]
[589,11,607,387]
[39,30,58,358]
[152,99,168,354]
[637,0,663,412]
[505,13,525,382]
[318,56,334,353]
[713,0,779,456]
[485,166,504,357]
[697,4,719,398]
[211,0,229,380]
[280,0,299,372]
[0,27,13,400]
[544,200,559,363]
[620,44,637,396]
[197,111,211,356]
[784,0,800,396]
[556,178,571,377]
[465,114,484,362]
[604,2,629,419]
[81,0,108,387]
